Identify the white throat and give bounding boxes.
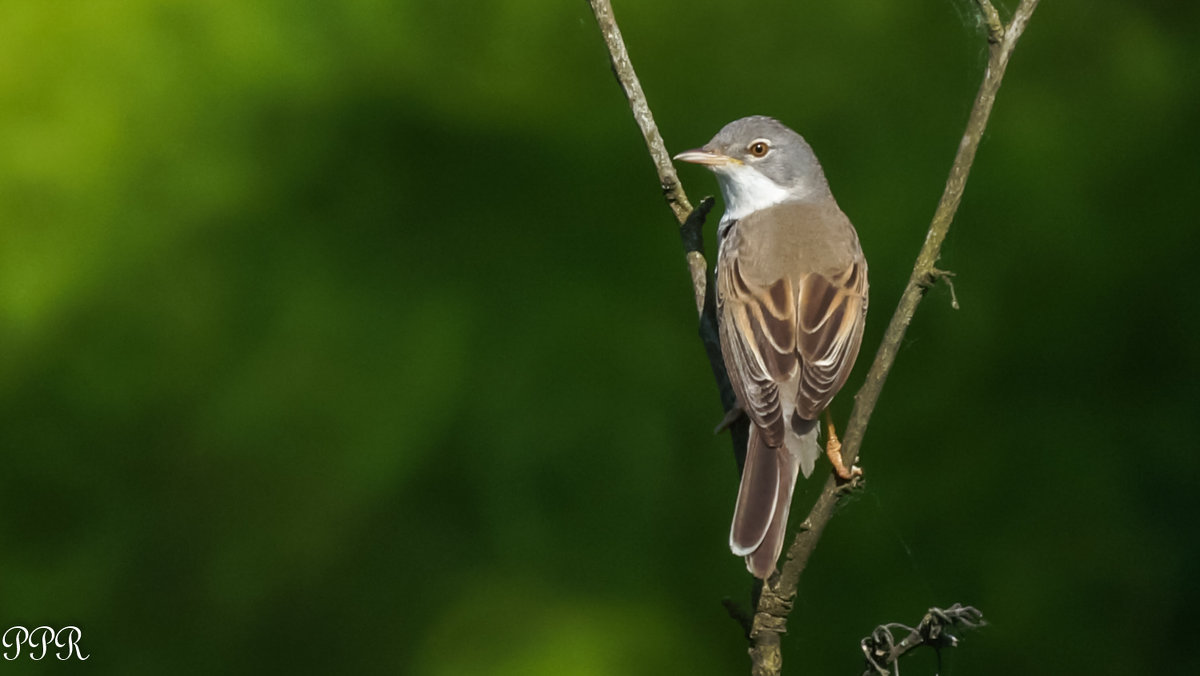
[714,165,799,224]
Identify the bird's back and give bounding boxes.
[725,199,862,286]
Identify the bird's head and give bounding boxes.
[674,115,830,220]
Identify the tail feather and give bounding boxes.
[729,426,779,556]
[745,452,797,578]
[735,422,819,578]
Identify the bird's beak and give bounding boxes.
[673,148,740,167]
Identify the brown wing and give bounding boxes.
[718,257,798,446]
[793,257,868,419]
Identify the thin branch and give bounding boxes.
[723,597,755,640]
[975,0,1004,43]
[587,0,693,227]
[752,2,1040,673]
[587,1,1039,674]
[861,604,987,676]
[586,0,748,463]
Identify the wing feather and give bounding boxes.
[718,260,796,446]
[794,259,868,419]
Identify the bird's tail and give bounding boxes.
[730,421,819,578]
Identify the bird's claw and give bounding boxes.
[824,416,862,481]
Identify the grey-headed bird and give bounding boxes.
[676,116,868,578]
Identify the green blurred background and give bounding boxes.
[1,1,1197,674]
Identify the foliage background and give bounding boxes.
[1,1,1197,674]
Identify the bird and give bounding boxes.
[675,116,868,578]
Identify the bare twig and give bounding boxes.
[750,2,1039,673]
[587,0,1039,674]
[586,0,747,460]
[587,0,693,228]
[930,268,960,310]
[723,597,754,640]
[861,604,987,676]
[975,0,1004,43]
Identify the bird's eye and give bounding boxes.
[748,141,770,158]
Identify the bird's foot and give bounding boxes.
[825,415,862,481]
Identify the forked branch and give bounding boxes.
[586,1,1040,674]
